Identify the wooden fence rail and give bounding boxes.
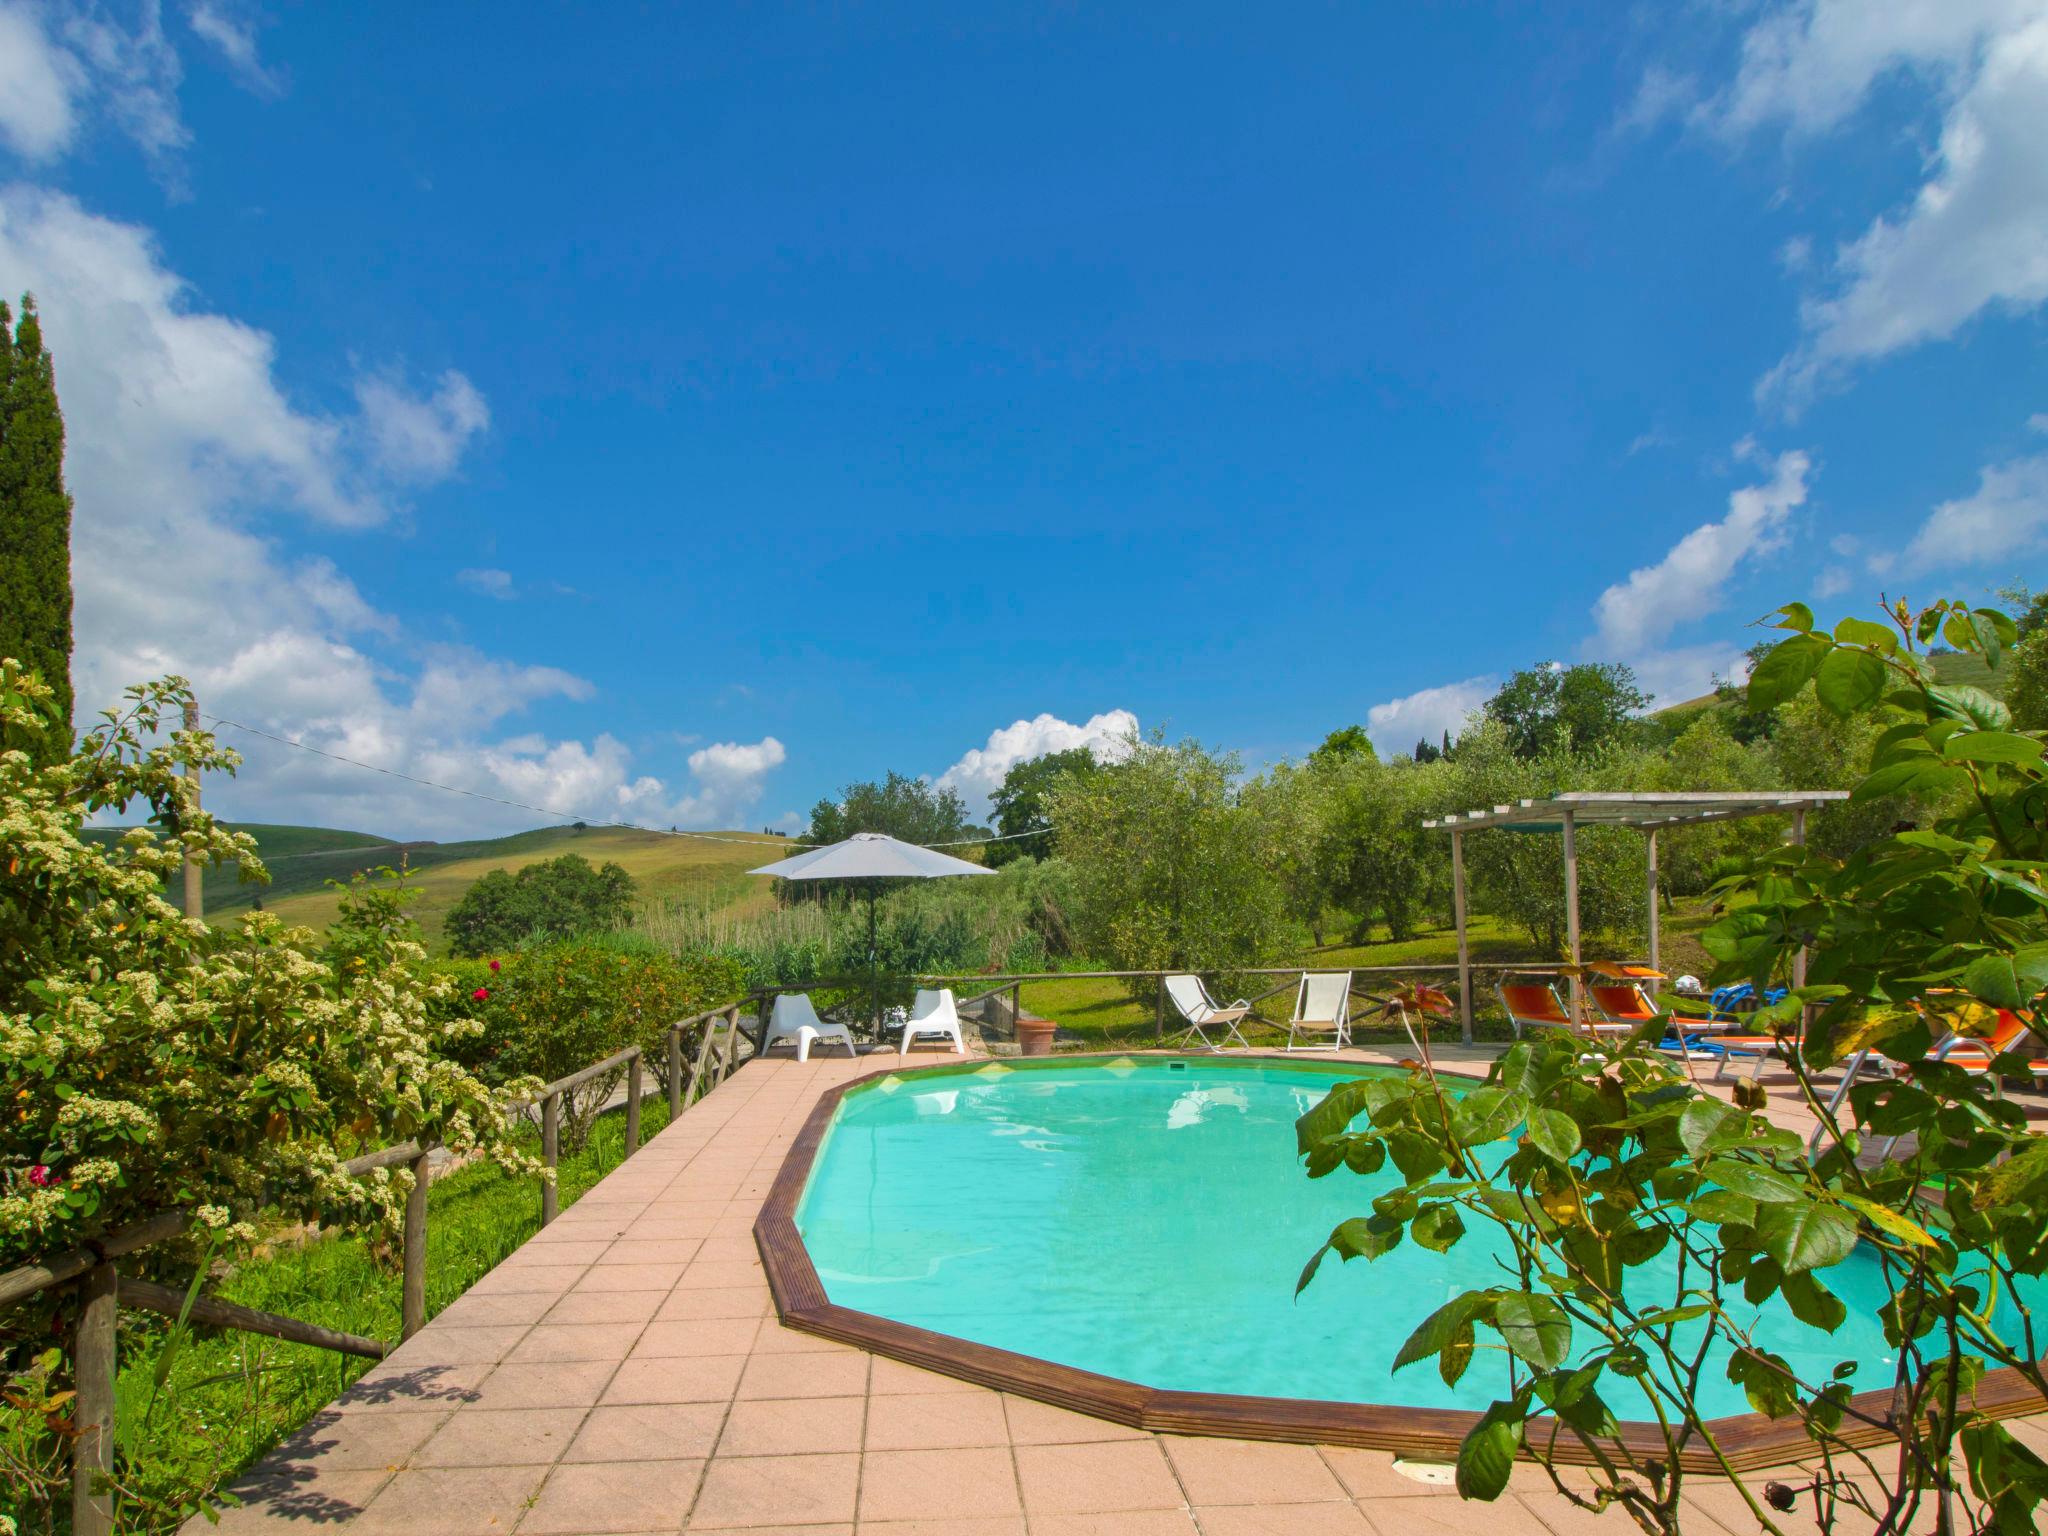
[0,992,767,1536]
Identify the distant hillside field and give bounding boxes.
[86,821,789,949]
[1648,646,2010,737]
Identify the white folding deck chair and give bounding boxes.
[1165,974,1253,1053]
[1287,971,1352,1051]
[899,988,967,1056]
[764,993,857,1062]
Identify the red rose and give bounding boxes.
[489,959,501,973]
[27,1164,54,1188]
[473,987,490,1001]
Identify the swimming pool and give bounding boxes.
[782,1056,2021,1433]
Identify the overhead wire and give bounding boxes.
[199,713,1056,853]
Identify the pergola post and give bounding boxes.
[1451,830,1472,1045]
[1789,809,1808,992]
[1645,828,1660,975]
[1561,809,1583,1022]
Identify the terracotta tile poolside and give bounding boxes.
[189,1042,2008,1536]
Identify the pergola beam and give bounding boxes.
[1425,789,1845,1026]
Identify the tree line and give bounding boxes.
[794,640,2044,985]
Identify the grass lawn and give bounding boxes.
[26,1093,678,1534]
[1017,903,1724,1049]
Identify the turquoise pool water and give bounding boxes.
[795,1058,2025,1417]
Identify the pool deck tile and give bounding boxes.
[188,1044,1976,1536]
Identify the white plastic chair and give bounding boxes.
[899,988,966,1056]
[1165,974,1252,1052]
[1287,972,1352,1051]
[764,993,857,1062]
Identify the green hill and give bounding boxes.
[87,821,790,949]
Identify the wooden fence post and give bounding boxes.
[720,1004,741,1082]
[402,1149,430,1340]
[625,1051,641,1158]
[540,1093,560,1227]
[73,1262,118,1536]
[181,698,204,922]
[667,1024,683,1119]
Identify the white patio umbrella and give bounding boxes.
[749,832,994,1034]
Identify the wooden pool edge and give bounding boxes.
[752,1051,2047,1474]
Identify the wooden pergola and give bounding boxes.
[1421,791,1849,1041]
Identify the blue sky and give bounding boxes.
[3,1,2044,838]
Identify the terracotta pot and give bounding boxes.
[1015,1015,1057,1058]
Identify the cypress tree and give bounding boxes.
[0,293,77,746]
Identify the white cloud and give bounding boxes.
[1,182,769,839]
[1365,677,1496,755]
[0,1,289,188]
[61,1,190,187]
[0,3,84,160]
[1893,449,2048,571]
[1625,643,1751,708]
[1813,564,1853,598]
[668,738,789,828]
[356,368,491,482]
[457,567,516,600]
[934,709,1139,815]
[2029,412,2048,434]
[186,0,281,97]
[1589,449,1812,656]
[1686,1,2048,404]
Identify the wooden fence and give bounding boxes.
[885,961,1622,1046]
[0,997,764,1536]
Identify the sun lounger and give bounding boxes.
[1165,974,1253,1053]
[1286,972,1353,1052]
[1498,978,1633,1041]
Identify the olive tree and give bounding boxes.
[1048,733,1293,986]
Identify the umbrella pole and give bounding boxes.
[868,885,879,1039]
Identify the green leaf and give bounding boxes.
[1754,1200,1859,1274]
[1728,1348,1801,1419]
[1411,1203,1467,1253]
[1677,1098,1742,1160]
[1700,1157,1804,1204]
[1747,633,1831,711]
[1455,1400,1523,1501]
[1944,729,2044,765]
[1966,609,2010,667]
[1451,1086,1525,1147]
[1815,646,1887,717]
[1773,601,1815,633]
[1295,1080,1377,1158]
[1925,683,2012,731]
[1833,615,1897,654]
[1958,944,2048,1011]
[1440,1319,1475,1388]
[1686,1189,1758,1226]
[1852,755,1966,803]
[1493,1292,1571,1369]
[1524,1107,1581,1163]
[1395,1293,1488,1372]
[1778,1270,1848,1332]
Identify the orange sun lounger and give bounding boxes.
[1498,979,1633,1040]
